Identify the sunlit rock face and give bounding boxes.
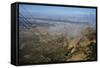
[19,20,96,64]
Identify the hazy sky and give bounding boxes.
[19,4,96,24]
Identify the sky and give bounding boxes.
[19,4,96,25]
